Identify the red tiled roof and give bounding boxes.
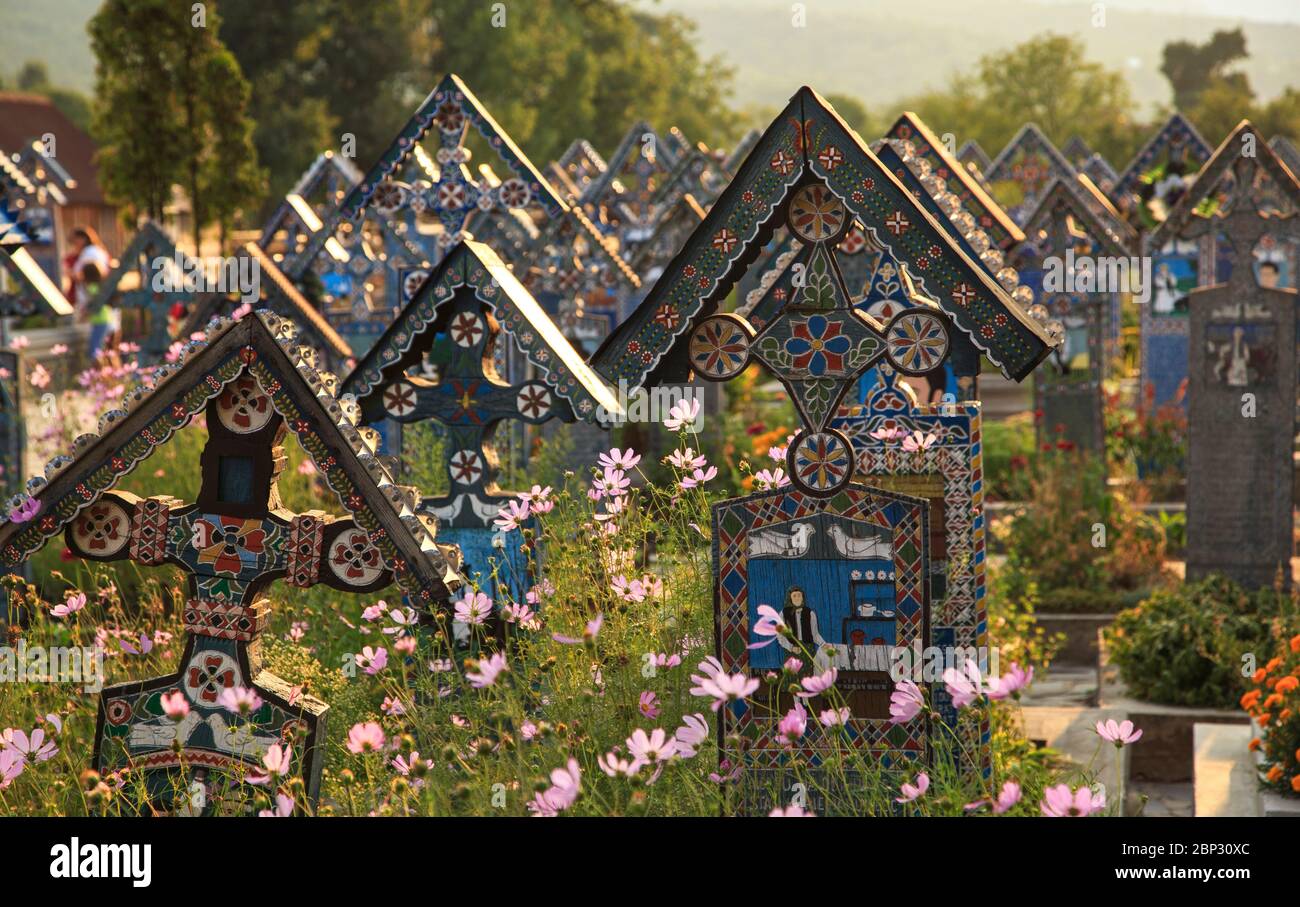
[0,92,105,206]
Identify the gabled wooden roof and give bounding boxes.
[342,239,621,423]
[886,113,1022,248]
[0,311,462,603]
[580,121,681,208]
[1022,176,1136,260]
[181,243,353,368]
[0,245,73,316]
[590,88,1054,394]
[91,221,188,310]
[1114,113,1211,202]
[1150,119,1300,250]
[295,73,565,269]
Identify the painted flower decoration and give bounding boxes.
[192,516,266,575]
[785,315,852,376]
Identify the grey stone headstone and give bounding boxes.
[1187,285,1296,587]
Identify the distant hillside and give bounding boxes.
[0,0,99,91]
[5,0,1300,119]
[642,0,1300,114]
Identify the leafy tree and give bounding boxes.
[890,34,1137,167]
[89,0,263,248]
[1161,28,1249,113]
[6,59,94,132]
[823,93,875,141]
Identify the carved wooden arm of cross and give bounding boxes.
[69,373,400,814]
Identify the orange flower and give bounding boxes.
[1268,765,1283,782]
[1265,693,1284,710]
[1249,737,1262,751]
[1290,633,1300,653]
[1267,657,1284,674]
[1292,776,1300,793]
[1268,677,1279,690]
[1283,709,1294,721]
[1278,676,1300,695]
[1254,669,1268,684]
[1242,690,1262,710]
[1260,713,1272,727]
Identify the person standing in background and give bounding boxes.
[65,227,117,363]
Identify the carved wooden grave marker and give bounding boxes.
[1016,177,1137,453]
[985,123,1077,227]
[343,239,619,603]
[593,87,1054,813]
[92,222,204,359]
[0,312,462,813]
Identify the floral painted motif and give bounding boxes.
[785,315,852,376]
[192,516,267,576]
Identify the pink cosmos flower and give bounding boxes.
[663,397,701,431]
[896,772,929,803]
[942,659,984,709]
[467,652,508,689]
[50,343,68,356]
[796,667,838,698]
[599,447,641,471]
[50,592,86,619]
[1095,718,1143,747]
[381,696,407,716]
[1041,783,1105,817]
[518,484,552,503]
[493,499,530,532]
[673,713,710,757]
[638,690,661,720]
[527,758,582,816]
[679,464,718,490]
[160,691,190,720]
[626,728,677,769]
[382,607,417,635]
[598,750,639,778]
[5,728,57,763]
[770,803,815,817]
[667,447,707,470]
[356,646,388,675]
[889,678,925,724]
[653,652,682,669]
[119,633,153,656]
[9,335,28,349]
[902,430,938,451]
[818,707,851,726]
[710,759,743,784]
[993,781,1022,814]
[552,612,603,645]
[777,703,807,745]
[455,590,492,625]
[783,657,804,673]
[218,687,263,716]
[752,467,791,490]
[248,743,292,785]
[986,663,1034,700]
[0,748,22,789]
[392,751,432,776]
[297,459,316,476]
[767,435,794,461]
[869,426,904,442]
[748,604,785,650]
[346,721,386,755]
[500,601,537,627]
[691,670,759,711]
[259,792,295,817]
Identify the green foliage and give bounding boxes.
[88,0,264,240]
[981,412,1035,501]
[893,33,1139,169]
[992,446,1168,606]
[1107,576,1296,709]
[1162,27,1249,113]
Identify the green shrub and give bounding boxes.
[1106,576,1296,708]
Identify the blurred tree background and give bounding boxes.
[9,0,1299,243]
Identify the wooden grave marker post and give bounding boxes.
[0,312,462,813]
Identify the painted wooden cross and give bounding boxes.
[985,123,1077,227]
[345,240,620,602]
[69,374,399,813]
